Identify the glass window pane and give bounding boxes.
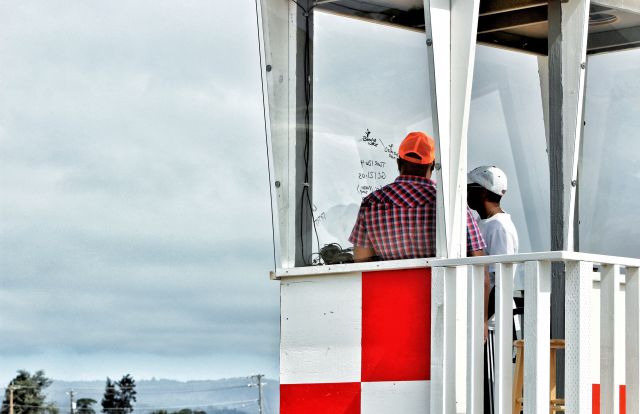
[581,48,640,258]
[468,45,550,254]
[312,11,433,253]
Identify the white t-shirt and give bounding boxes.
[477,212,519,288]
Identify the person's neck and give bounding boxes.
[481,202,503,219]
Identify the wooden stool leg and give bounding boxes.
[550,347,557,414]
[513,340,524,414]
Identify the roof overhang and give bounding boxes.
[314,0,640,55]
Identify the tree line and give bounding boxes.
[1,372,247,414]
[0,371,135,414]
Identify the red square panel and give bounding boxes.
[280,383,361,414]
[361,268,431,382]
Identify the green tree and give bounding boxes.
[101,375,136,414]
[0,370,58,414]
[114,375,136,414]
[76,399,96,414]
[100,379,117,414]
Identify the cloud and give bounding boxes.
[0,0,279,382]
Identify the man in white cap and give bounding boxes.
[467,165,519,282]
[467,165,519,413]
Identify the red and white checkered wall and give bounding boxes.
[280,268,431,414]
[279,266,630,413]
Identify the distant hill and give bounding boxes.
[45,378,279,414]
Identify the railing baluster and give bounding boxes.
[626,266,640,414]
[523,260,551,414]
[601,264,621,413]
[467,264,485,412]
[564,261,593,414]
[430,266,458,414]
[494,263,514,414]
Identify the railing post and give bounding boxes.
[601,264,622,414]
[494,263,514,414]
[467,264,484,412]
[564,260,593,414]
[626,266,640,414]
[430,266,458,414]
[523,260,551,414]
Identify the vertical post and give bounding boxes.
[600,264,621,414]
[430,266,458,414]
[467,265,484,412]
[547,0,591,394]
[251,374,264,414]
[293,0,314,266]
[494,263,515,414]
[258,0,314,267]
[257,374,264,414]
[423,0,480,259]
[255,0,282,270]
[9,385,15,414]
[523,260,551,414]
[564,260,593,414]
[627,266,640,414]
[68,390,76,414]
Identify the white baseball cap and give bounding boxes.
[468,165,508,196]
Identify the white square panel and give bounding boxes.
[361,381,430,413]
[280,272,362,384]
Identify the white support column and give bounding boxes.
[467,265,484,412]
[423,0,480,258]
[256,0,282,270]
[523,260,551,414]
[548,0,590,251]
[564,260,593,414]
[259,0,306,268]
[430,266,458,414]
[547,0,591,393]
[494,263,514,414]
[560,0,590,251]
[600,264,621,414]
[548,0,591,252]
[626,266,640,414]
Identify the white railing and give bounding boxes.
[429,251,640,414]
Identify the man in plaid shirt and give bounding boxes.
[349,131,489,339]
[349,131,486,261]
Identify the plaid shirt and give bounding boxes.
[349,175,486,260]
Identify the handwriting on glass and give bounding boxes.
[314,211,327,225]
[356,129,400,198]
[360,130,398,159]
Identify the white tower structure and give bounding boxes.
[256,1,640,413]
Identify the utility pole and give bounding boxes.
[66,389,76,414]
[8,385,21,414]
[249,374,264,414]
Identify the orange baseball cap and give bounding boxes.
[399,131,436,165]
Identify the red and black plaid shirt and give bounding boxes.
[349,175,486,260]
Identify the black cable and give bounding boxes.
[254,0,279,271]
[294,0,320,265]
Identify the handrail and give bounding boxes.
[271,251,640,279]
[270,257,431,279]
[430,250,640,267]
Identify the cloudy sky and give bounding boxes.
[1,0,639,387]
[0,0,278,383]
